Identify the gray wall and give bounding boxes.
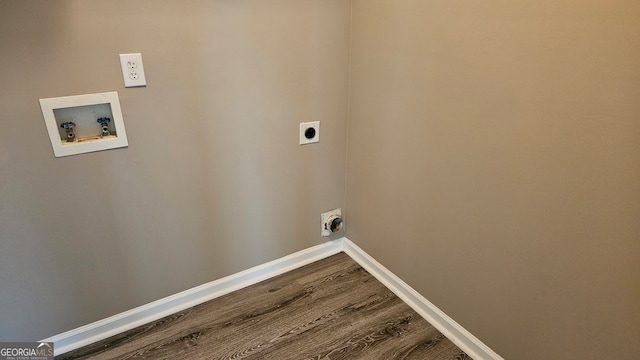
[0,0,350,340]
[2,1,639,358]
[346,1,640,359]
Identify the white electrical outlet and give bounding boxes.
[119,53,147,87]
[321,208,343,237]
[300,121,320,145]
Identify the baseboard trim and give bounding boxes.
[41,240,343,356]
[43,237,502,359]
[342,238,503,360]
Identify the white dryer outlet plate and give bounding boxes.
[300,121,320,145]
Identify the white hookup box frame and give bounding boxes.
[40,91,128,157]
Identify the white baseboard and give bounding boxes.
[43,237,502,360]
[342,238,504,360]
[41,240,343,356]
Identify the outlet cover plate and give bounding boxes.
[300,121,320,145]
[119,53,147,87]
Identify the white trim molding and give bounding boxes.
[42,237,502,359]
[42,241,343,356]
[342,238,504,360]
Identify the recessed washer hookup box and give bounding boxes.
[40,91,128,157]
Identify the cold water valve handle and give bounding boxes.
[97,117,111,137]
[60,122,77,142]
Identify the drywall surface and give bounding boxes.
[346,1,640,359]
[0,0,350,340]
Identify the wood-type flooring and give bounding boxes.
[58,252,470,360]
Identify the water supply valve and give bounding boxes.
[97,117,111,137]
[60,122,77,142]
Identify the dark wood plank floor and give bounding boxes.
[58,252,470,360]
